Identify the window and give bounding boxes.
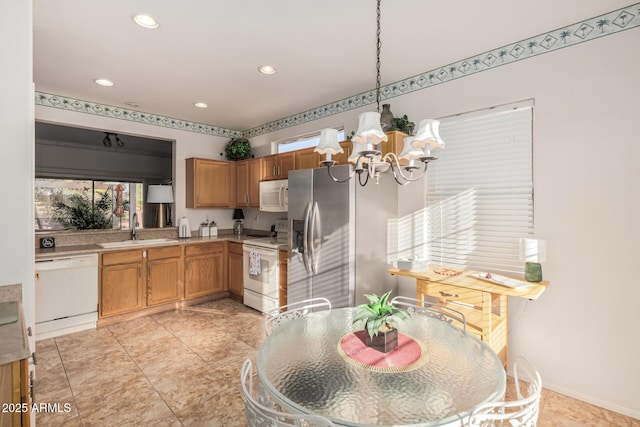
[276,129,345,153]
[425,100,534,275]
[35,178,143,230]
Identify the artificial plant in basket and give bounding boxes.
[353,290,408,352]
[224,138,251,161]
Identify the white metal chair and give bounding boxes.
[264,297,332,336]
[391,295,467,333]
[240,359,336,426]
[467,356,542,426]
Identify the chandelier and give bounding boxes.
[314,0,445,186]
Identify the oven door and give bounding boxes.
[243,244,279,297]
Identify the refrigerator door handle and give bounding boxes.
[302,202,312,273]
[308,202,320,274]
[278,184,283,209]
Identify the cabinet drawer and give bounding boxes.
[186,242,224,257]
[228,242,243,256]
[101,249,143,266]
[148,245,182,261]
[419,281,485,308]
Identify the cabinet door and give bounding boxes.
[0,358,30,427]
[333,141,352,165]
[228,242,244,296]
[100,262,145,317]
[261,155,279,181]
[380,130,409,166]
[248,158,262,207]
[235,160,250,207]
[186,158,234,208]
[295,147,321,170]
[278,152,295,178]
[184,242,226,298]
[147,257,182,306]
[278,249,288,308]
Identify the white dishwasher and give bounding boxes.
[35,253,99,340]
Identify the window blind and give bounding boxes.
[426,100,533,275]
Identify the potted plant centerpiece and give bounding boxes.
[353,290,408,353]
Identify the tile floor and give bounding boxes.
[35,298,637,426]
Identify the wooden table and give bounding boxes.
[388,267,549,366]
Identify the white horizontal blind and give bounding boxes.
[426,100,533,275]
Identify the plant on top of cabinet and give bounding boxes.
[224,138,252,161]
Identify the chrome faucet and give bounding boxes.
[131,213,140,240]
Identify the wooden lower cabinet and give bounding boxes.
[184,242,226,299]
[278,249,288,308]
[147,246,183,306]
[100,250,145,317]
[228,242,244,297]
[0,358,30,427]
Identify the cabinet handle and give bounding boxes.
[277,165,281,176]
[272,166,276,176]
[248,194,251,204]
[197,195,200,204]
[35,273,39,279]
[27,326,32,337]
[31,352,37,365]
[439,291,460,298]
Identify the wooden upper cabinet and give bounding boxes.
[380,130,409,165]
[262,152,295,181]
[295,147,321,170]
[186,158,235,208]
[236,158,262,207]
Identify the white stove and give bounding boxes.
[242,220,288,312]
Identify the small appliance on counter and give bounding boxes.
[178,216,191,238]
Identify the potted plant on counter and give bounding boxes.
[353,290,408,353]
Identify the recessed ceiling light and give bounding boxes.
[133,14,160,29]
[124,101,140,108]
[94,78,114,87]
[258,65,277,75]
[194,102,208,109]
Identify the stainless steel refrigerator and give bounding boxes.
[288,165,398,308]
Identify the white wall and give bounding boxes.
[0,0,35,356]
[250,32,640,416]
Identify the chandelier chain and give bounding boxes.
[376,0,382,113]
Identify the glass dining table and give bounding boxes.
[257,307,506,427]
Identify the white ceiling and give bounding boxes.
[33,0,631,132]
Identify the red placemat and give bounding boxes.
[338,330,428,372]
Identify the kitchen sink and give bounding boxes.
[97,238,179,249]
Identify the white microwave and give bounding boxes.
[259,179,288,212]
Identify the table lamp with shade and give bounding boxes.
[233,209,245,235]
[146,185,174,228]
[519,238,547,282]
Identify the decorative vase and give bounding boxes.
[524,262,542,282]
[380,104,394,131]
[364,326,398,353]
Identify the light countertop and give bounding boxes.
[0,284,30,365]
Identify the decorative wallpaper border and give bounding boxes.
[36,3,639,139]
[34,93,242,138]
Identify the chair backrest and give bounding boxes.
[390,296,467,333]
[467,356,542,426]
[264,297,332,336]
[240,359,336,426]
